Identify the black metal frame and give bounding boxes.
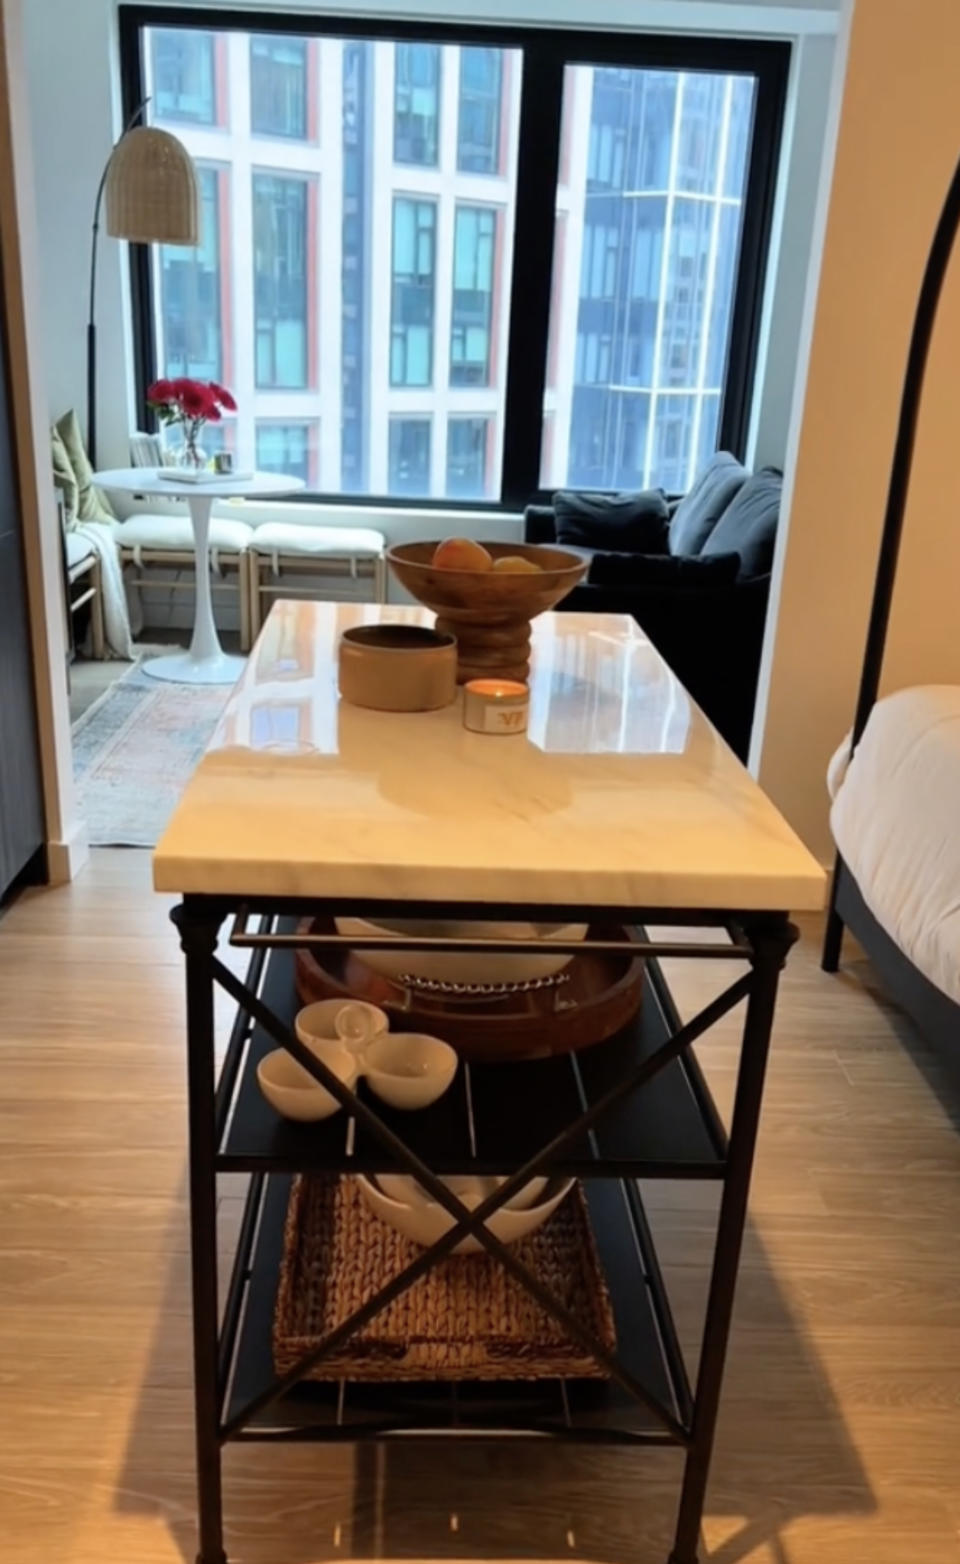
[822,151,960,981]
[172,895,796,1564]
[118,5,789,512]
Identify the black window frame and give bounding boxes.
[121,5,789,513]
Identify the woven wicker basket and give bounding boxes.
[274,1176,616,1383]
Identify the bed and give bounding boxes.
[821,152,960,1069]
[827,689,960,1050]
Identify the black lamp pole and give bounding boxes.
[822,150,960,970]
[86,101,147,469]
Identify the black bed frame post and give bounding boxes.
[670,915,797,1564]
[822,149,960,971]
[174,897,228,1564]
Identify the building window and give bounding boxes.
[256,420,316,484]
[391,197,436,387]
[250,36,308,139]
[158,165,222,380]
[542,64,764,493]
[457,48,502,174]
[450,207,496,387]
[388,418,431,495]
[133,19,785,505]
[447,417,489,498]
[253,173,310,389]
[151,28,217,124]
[394,44,440,166]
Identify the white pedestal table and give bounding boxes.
[93,468,305,684]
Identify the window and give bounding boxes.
[447,417,489,498]
[157,165,223,379]
[250,36,308,139]
[388,418,431,495]
[253,173,310,389]
[256,421,316,484]
[543,64,764,493]
[451,207,496,387]
[458,48,502,173]
[391,197,436,387]
[130,17,785,504]
[394,44,440,166]
[151,28,217,124]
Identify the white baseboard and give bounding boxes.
[46,818,90,884]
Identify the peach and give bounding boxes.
[492,555,542,574]
[431,538,494,572]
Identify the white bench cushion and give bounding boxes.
[65,531,96,569]
[249,522,385,560]
[115,513,254,554]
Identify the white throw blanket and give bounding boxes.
[72,520,138,658]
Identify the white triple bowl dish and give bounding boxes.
[334,917,588,986]
[256,999,458,1120]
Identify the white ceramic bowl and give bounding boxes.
[377,1173,549,1212]
[363,1033,458,1110]
[256,1046,358,1122]
[295,999,388,1052]
[333,917,588,986]
[356,1173,574,1254]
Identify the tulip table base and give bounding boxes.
[142,649,246,685]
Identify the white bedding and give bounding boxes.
[829,685,960,1004]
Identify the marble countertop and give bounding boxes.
[153,601,825,912]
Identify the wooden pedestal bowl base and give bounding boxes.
[294,919,643,1062]
[385,542,588,685]
[434,616,531,683]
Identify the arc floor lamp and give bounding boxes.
[87,103,199,467]
[822,151,960,968]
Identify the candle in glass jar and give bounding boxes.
[462,678,529,735]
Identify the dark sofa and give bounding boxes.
[525,453,781,759]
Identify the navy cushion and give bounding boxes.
[668,452,748,557]
[588,550,741,591]
[553,488,669,553]
[700,468,781,579]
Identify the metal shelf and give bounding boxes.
[221,1173,688,1446]
[218,941,727,1180]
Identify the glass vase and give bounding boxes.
[169,429,207,470]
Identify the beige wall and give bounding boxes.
[754,0,960,860]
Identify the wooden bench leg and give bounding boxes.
[89,557,106,659]
[247,552,262,644]
[238,551,252,653]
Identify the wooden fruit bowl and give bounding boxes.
[385,541,588,683]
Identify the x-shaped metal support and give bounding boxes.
[212,953,754,1444]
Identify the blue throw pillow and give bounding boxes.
[554,488,669,552]
[700,469,781,579]
[668,452,748,557]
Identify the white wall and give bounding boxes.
[754,0,960,858]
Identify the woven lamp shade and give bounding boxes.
[105,126,199,244]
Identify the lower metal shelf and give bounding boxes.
[221,1173,689,1446]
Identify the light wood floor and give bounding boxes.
[1,850,959,1564]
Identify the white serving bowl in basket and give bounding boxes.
[355,1172,574,1254]
[334,917,587,987]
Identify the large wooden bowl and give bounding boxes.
[386,542,588,682]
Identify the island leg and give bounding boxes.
[668,917,796,1564]
[175,901,228,1564]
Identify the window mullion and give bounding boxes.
[499,45,565,509]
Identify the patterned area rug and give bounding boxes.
[72,663,233,847]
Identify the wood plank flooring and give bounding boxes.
[1,849,959,1564]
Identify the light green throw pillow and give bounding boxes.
[56,408,116,522]
[51,425,79,519]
